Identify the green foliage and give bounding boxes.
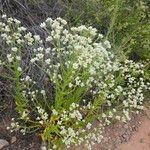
[61,0,150,60]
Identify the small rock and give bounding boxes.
[103,137,109,142]
[122,134,130,141]
[129,127,133,131]
[124,124,128,129]
[133,126,138,131]
[139,138,144,143]
[11,136,17,144]
[139,121,142,124]
[0,139,9,149]
[115,139,121,145]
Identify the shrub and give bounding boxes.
[61,0,150,60]
[0,15,149,149]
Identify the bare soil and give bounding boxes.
[119,116,150,150]
[0,105,150,150]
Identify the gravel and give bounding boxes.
[0,139,9,149]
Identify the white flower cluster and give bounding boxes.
[20,110,29,120]
[49,103,103,149]
[7,118,20,133]
[36,106,49,124]
[1,15,149,150]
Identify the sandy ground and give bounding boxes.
[119,114,150,150]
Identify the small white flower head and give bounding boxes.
[102,113,106,118]
[20,110,29,120]
[57,17,67,25]
[45,48,51,54]
[16,56,21,61]
[52,109,58,116]
[30,58,36,63]
[40,22,46,28]
[53,145,57,149]
[46,36,53,42]
[7,54,14,62]
[34,35,41,41]
[14,19,21,25]
[86,123,92,130]
[20,129,26,135]
[18,26,27,32]
[89,67,96,75]
[17,67,22,72]
[17,39,24,44]
[39,120,44,125]
[11,47,18,52]
[73,63,79,70]
[41,145,47,150]
[6,126,10,130]
[69,83,73,88]
[24,76,31,82]
[98,34,103,38]
[40,90,46,96]
[46,17,53,23]
[103,40,111,49]
[2,14,7,19]
[45,58,51,65]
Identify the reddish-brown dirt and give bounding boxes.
[119,114,150,150]
[119,110,150,150]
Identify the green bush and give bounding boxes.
[61,0,150,60]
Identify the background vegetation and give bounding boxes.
[0,0,149,149]
[1,0,149,60]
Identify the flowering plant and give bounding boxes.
[0,15,149,149]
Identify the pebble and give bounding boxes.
[11,136,17,144]
[122,134,130,141]
[124,124,128,129]
[0,139,9,149]
[103,137,109,142]
[139,138,144,143]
